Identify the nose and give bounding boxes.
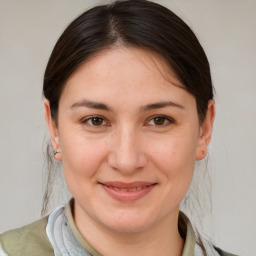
[107,127,148,175]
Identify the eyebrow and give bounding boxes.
[140,101,185,111]
[70,99,113,111]
[70,99,184,112]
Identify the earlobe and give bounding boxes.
[196,100,215,161]
[44,100,62,161]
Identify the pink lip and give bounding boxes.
[98,181,157,202]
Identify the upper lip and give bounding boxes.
[98,181,157,189]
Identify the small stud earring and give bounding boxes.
[53,151,60,156]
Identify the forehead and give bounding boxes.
[68,46,183,86]
[60,47,194,109]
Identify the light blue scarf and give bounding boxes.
[46,206,91,256]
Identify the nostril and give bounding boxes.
[107,136,148,173]
[108,153,148,174]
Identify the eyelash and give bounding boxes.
[81,116,108,128]
[81,115,175,128]
[145,115,175,127]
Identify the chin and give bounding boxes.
[99,211,156,233]
[106,221,152,233]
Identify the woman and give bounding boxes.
[0,0,238,255]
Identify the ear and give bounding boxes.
[44,100,62,161]
[196,100,215,160]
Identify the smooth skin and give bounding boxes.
[45,47,215,256]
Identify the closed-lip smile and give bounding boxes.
[98,181,157,202]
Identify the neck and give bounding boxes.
[74,204,184,256]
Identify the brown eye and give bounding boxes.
[147,115,173,127]
[153,117,166,125]
[91,117,104,126]
[82,116,108,129]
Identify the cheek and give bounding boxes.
[150,132,197,169]
[149,132,198,192]
[59,131,109,183]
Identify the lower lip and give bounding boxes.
[99,184,156,202]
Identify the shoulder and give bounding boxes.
[0,216,54,256]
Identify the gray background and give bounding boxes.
[0,0,255,255]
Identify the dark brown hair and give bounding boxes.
[42,1,214,254]
[43,0,214,123]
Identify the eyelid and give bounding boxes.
[81,115,110,128]
[145,115,175,127]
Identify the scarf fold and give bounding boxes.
[46,206,91,256]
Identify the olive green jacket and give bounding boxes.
[0,217,53,256]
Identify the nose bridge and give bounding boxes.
[108,124,147,174]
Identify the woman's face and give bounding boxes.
[45,47,214,233]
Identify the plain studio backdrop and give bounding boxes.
[0,0,255,255]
